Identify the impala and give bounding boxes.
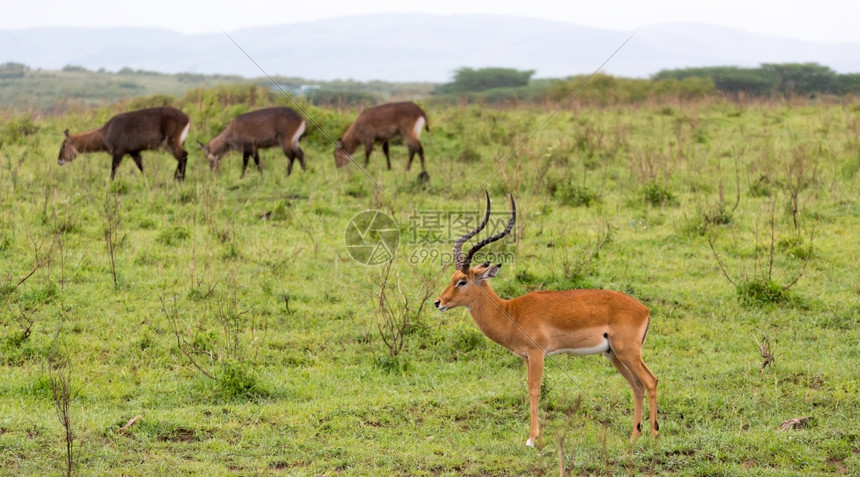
[434,193,658,447]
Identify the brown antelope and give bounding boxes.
[434,194,658,447]
[334,101,428,171]
[57,106,190,181]
[198,107,307,177]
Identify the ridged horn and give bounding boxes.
[454,191,491,273]
[456,193,516,273]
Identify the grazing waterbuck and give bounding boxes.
[57,106,191,181]
[334,101,428,171]
[198,107,307,177]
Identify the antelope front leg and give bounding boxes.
[526,350,545,447]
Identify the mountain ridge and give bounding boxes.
[2,14,857,82]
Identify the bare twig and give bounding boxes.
[777,416,813,431]
[754,335,775,373]
[707,234,738,287]
[102,190,121,287]
[160,295,217,380]
[48,329,76,477]
[118,415,142,434]
[782,223,815,291]
[16,235,56,287]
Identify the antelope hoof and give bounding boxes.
[526,437,536,448]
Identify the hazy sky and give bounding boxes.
[4,0,858,43]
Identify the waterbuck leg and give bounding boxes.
[364,143,373,167]
[170,146,188,182]
[417,143,426,172]
[241,152,251,178]
[286,151,295,176]
[253,149,262,173]
[110,154,123,180]
[296,148,306,171]
[131,151,144,174]
[382,141,391,170]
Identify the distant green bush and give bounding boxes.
[549,179,599,207]
[437,67,535,93]
[545,74,715,105]
[737,279,791,306]
[0,62,26,78]
[1,116,39,143]
[641,183,676,206]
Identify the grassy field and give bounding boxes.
[0,95,858,475]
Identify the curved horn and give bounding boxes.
[454,191,491,272]
[462,194,516,270]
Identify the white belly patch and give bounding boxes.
[546,337,610,356]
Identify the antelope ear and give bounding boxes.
[64,129,70,138]
[478,264,501,280]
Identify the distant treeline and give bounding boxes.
[654,63,860,97]
[1,61,858,112]
[431,63,859,105]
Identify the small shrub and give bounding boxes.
[703,203,733,226]
[641,183,676,206]
[778,236,814,260]
[550,179,599,207]
[108,181,129,195]
[372,354,409,374]
[218,359,259,398]
[157,226,190,245]
[516,269,539,284]
[344,175,368,198]
[737,279,790,306]
[263,200,291,222]
[2,117,39,143]
[749,174,774,197]
[458,148,481,163]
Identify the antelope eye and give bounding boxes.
[456,280,467,287]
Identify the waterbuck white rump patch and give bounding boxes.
[179,123,190,145]
[291,120,307,147]
[412,116,425,139]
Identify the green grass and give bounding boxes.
[0,97,858,475]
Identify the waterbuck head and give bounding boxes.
[57,129,78,165]
[435,192,516,311]
[333,139,350,168]
[196,141,221,171]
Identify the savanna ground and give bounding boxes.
[0,91,858,475]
